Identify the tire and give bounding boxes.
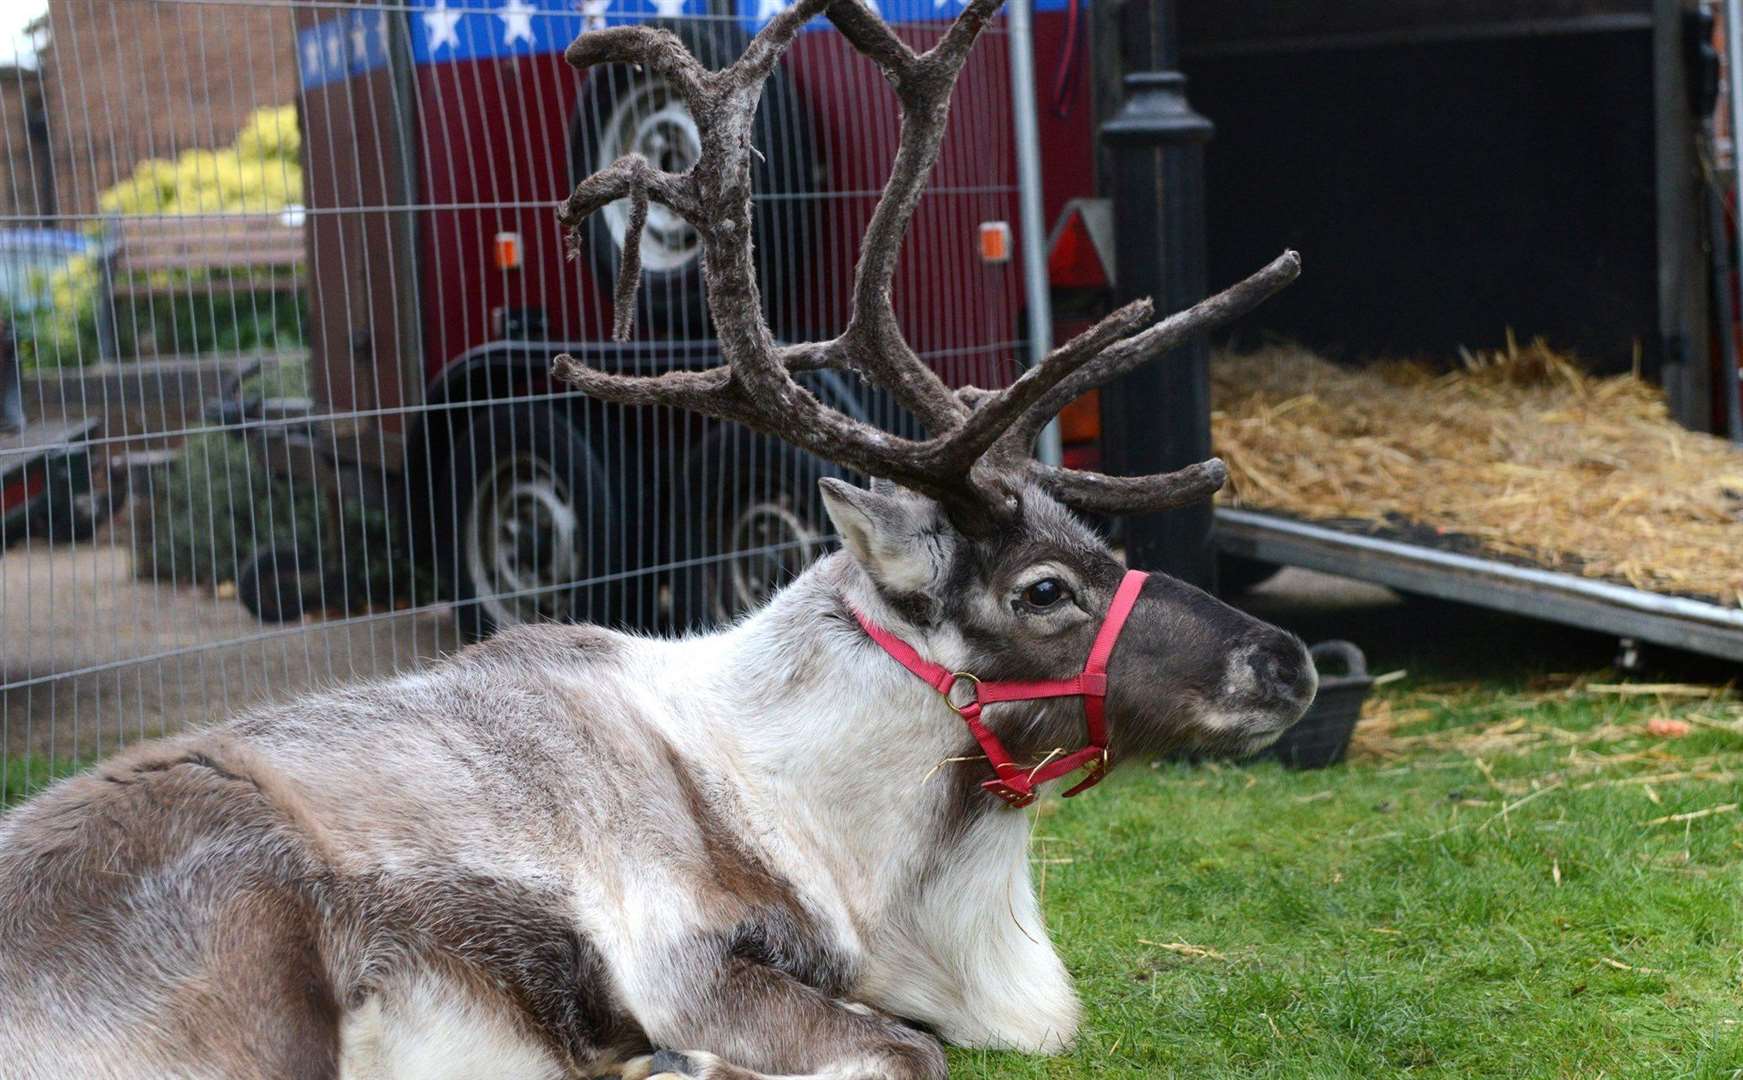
[435,403,614,641]
[1218,552,1284,596]
[669,431,836,631]
[36,449,124,544]
[237,543,387,624]
[238,545,316,624]
[570,18,820,337]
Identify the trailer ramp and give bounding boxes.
[1216,508,1743,664]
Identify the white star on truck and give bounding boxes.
[499,0,536,46]
[423,0,463,53]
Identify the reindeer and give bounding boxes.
[0,1,1312,1076]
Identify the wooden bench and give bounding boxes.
[105,214,305,302]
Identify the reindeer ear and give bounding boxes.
[818,477,948,593]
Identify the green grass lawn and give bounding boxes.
[951,680,1743,1079]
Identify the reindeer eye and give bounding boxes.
[1022,578,1069,609]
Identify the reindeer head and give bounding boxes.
[817,476,1314,767]
[553,0,1312,768]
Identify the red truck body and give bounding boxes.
[296,0,1093,425]
[290,0,1101,633]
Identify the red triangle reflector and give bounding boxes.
[1047,209,1110,290]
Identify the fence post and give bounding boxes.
[1097,0,1215,588]
[1007,0,1063,465]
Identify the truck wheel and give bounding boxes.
[238,545,317,624]
[437,403,613,640]
[571,18,819,337]
[669,432,834,630]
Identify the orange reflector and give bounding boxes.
[978,221,1012,264]
[494,231,522,270]
[1058,388,1101,443]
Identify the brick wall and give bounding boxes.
[0,66,51,218]
[35,0,299,220]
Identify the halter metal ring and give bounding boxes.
[944,672,981,714]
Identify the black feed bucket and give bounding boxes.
[1254,640,1373,769]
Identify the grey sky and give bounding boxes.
[0,0,49,69]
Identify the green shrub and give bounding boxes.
[106,285,306,361]
[131,426,321,587]
[6,254,105,368]
[132,363,436,612]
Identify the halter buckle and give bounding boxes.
[943,672,981,715]
[981,777,1038,807]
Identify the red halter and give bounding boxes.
[851,569,1149,808]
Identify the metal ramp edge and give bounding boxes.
[1215,508,1743,664]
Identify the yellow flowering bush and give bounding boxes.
[234,105,301,163]
[95,158,178,217]
[21,105,305,367]
[97,106,303,218]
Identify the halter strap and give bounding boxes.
[852,569,1148,808]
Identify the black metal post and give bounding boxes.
[1098,0,1215,588]
[0,338,22,434]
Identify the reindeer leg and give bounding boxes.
[596,958,945,1080]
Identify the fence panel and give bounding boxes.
[0,0,1039,802]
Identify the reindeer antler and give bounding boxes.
[551,0,1299,535]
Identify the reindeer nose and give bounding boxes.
[1248,631,1317,707]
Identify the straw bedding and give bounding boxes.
[1210,337,1743,607]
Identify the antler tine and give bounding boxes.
[732,0,840,86]
[1032,458,1230,515]
[557,155,695,343]
[552,0,1025,525]
[564,26,710,101]
[986,251,1300,516]
[824,0,918,76]
[987,250,1302,465]
[551,354,728,412]
[828,0,1011,434]
[919,0,1006,68]
[552,0,1299,535]
[556,155,697,233]
[913,298,1155,476]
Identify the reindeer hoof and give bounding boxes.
[615,1048,723,1079]
[608,1055,655,1080]
[650,1049,696,1076]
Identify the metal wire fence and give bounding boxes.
[0,0,1045,800]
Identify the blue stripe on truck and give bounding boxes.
[297,9,391,91]
[302,0,1065,88]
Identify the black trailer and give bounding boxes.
[1150,0,1743,664]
